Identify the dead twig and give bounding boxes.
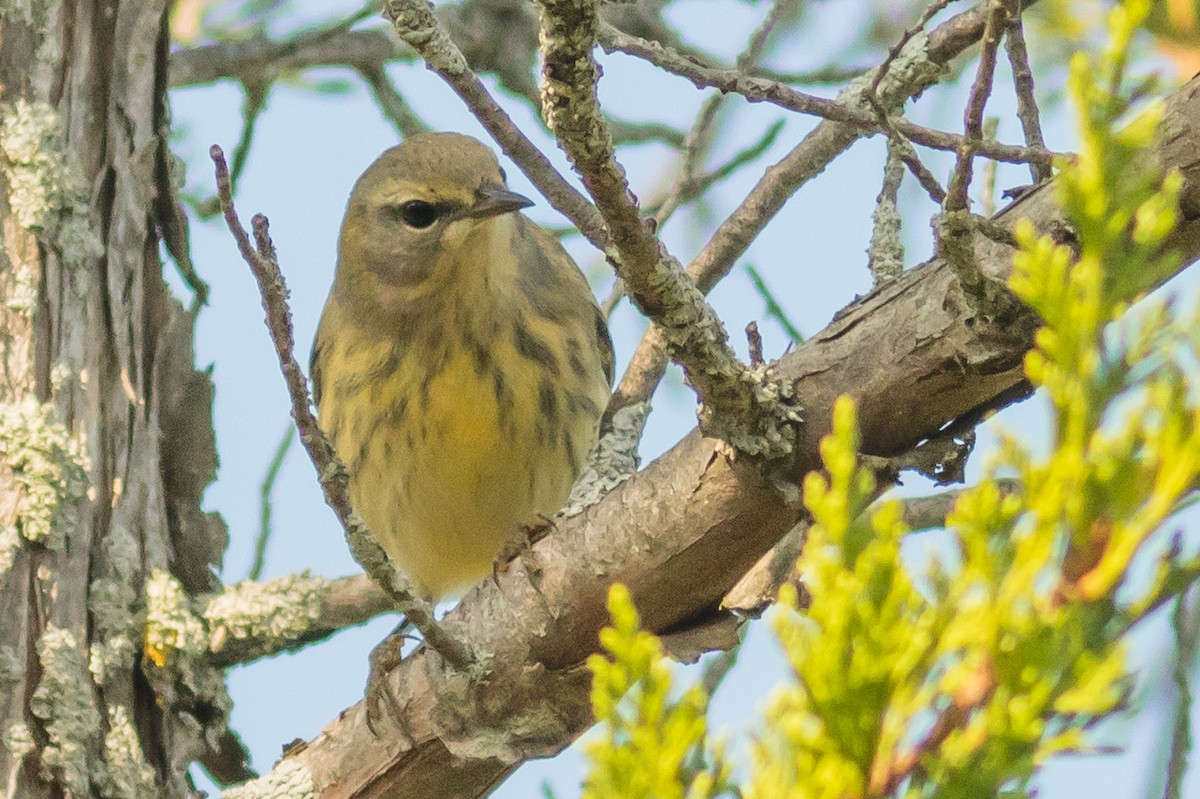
[209,144,474,672]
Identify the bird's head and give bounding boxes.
[336,132,533,308]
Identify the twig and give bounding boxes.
[1003,9,1052,183]
[651,97,732,228]
[745,264,804,344]
[867,0,962,101]
[599,277,625,320]
[980,117,1000,216]
[761,64,870,85]
[888,133,947,204]
[599,22,1057,168]
[229,81,269,191]
[868,140,907,285]
[892,479,1019,531]
[934,3,1014,317]
[651,120,787,225]
[617,77,789,311]
[746,321,764,367]
[355,64,431,137]
[248,424,294,581]
[170,11,394,89]
[945,0,1008,212]
[613,0,798,316]
[208,574,396,668]
[725,482,1020,616]
[869,659,996,796]
[608,118,687,148]
[858,0,960,205]
[859,1,961,205]
[739,0,798,67]
[209,144,474,671]
[1163,587,1198,799]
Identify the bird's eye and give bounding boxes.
[395,200,440,229]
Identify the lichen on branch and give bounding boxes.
[535,0,802,457]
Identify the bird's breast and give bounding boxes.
[317,312,607,599]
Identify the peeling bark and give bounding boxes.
[0,3,225,797]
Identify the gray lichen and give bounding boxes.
[3,720,34,758]
[5,260,38,314]
[0,398,88,577]
[388,0,469,75]
[0,0,37,23]
[843,32,949,113]
[142,569,233,749]
[0,97,103,269]
[0,644,20,682]
[99,706,158,799]
[30,625,101,793]
[0,98,62,230]
[89,521,143,684]
[55,199,105,270]
[224,759,316,799]
[143,569,207,667]
[565,402,648,515]
[204,571,327,654]
[884,32,950,98]
[869,194,905,283]
[0,525,17,579]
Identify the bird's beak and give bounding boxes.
[463,184,535,220]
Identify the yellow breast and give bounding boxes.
[317,310,607,599]
[315,204,610,599]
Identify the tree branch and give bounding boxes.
[944,0,1008,213]
[233,70,1200,799]
[597,22,1056,168]
[534,0,800,456]
[208,574,394,667]
[170,29,400,88]
[607,0,1045,422]
[1003,10,1052,183]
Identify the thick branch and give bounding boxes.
[248,73,1200,799]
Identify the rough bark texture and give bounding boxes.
[279,77,1200,798]
[0,3,223,797]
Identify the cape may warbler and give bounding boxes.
[312,133,613,600]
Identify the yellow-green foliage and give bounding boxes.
[585,2,1200,797]
[583,584,731,799]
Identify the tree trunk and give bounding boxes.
[0,3,224,796]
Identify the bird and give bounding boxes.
[311,132,613,601]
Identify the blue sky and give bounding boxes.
[168,1,1199,795]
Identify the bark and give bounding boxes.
[5,2,1197,797]
[0,3,225,797]
[266,76,1200,798]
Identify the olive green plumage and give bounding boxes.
[312,133,613,599]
